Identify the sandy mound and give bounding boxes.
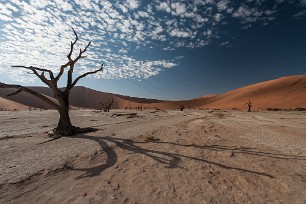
[0,97,28,110]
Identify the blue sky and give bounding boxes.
[0,0,306,100]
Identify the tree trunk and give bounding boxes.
[55,93,75,135]
[248,105,251,112]
[56,107,73,132]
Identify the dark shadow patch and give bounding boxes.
[70,134,284,179]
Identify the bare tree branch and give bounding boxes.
[66,41,91,88]
[12,66,51,87]
[55,63,71,82]
[34,70,52,87]
[100,98,114,112]
[0,82,60,109]
[74,41,91,63]
[12,65,55,79]
[68,64,103,90]
[67,28,78,60]
[7,88,22,96]
[56,28,80,82]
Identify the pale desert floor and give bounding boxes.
[0,109,306,204]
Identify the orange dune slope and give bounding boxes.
[196,74,306,110]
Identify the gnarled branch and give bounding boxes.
[56,63,71,82]
[67,28,79,60]
[0,82,60,109]
[56,28,79,81]
[74,41,91,63]
[100,98,114,112]
[12,65,55,80]
[66,41,91,88]
[68,64,103,90]
[7,87,22,96]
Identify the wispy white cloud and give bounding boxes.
[217,0,230,11]
[301,0,306,6]
[220,41,230,47]
[294,10,306,18]
[169,29,191,38]
[156,2,171,13]
[214,13,223,22]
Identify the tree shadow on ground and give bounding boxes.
[72,134,181,179]
[74,134,306,179]
[153,141,306,161]
[71,134,306,180]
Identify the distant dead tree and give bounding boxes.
[100,99,114,112]
[136,105,143,111]
[246,99,253,112]
[0,28,103,135]
[179,105,185,111]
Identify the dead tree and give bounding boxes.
[179,105,185,111]
[136,105,143,111]
[100,99,114,112]
[0,28,103,135]
[246,100,253,112]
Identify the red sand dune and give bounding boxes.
[0,97,28,110]
[0,86,150,110]
[0,74,305,110]
[196,74,306,110]
[131,74,306,110]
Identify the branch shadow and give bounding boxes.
[67,133,306,180]
[73,137,118,179]
[153,141,306,161]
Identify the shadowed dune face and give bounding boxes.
[0,87,144,110]
[0,88,54,110]
[0,74,305,110]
